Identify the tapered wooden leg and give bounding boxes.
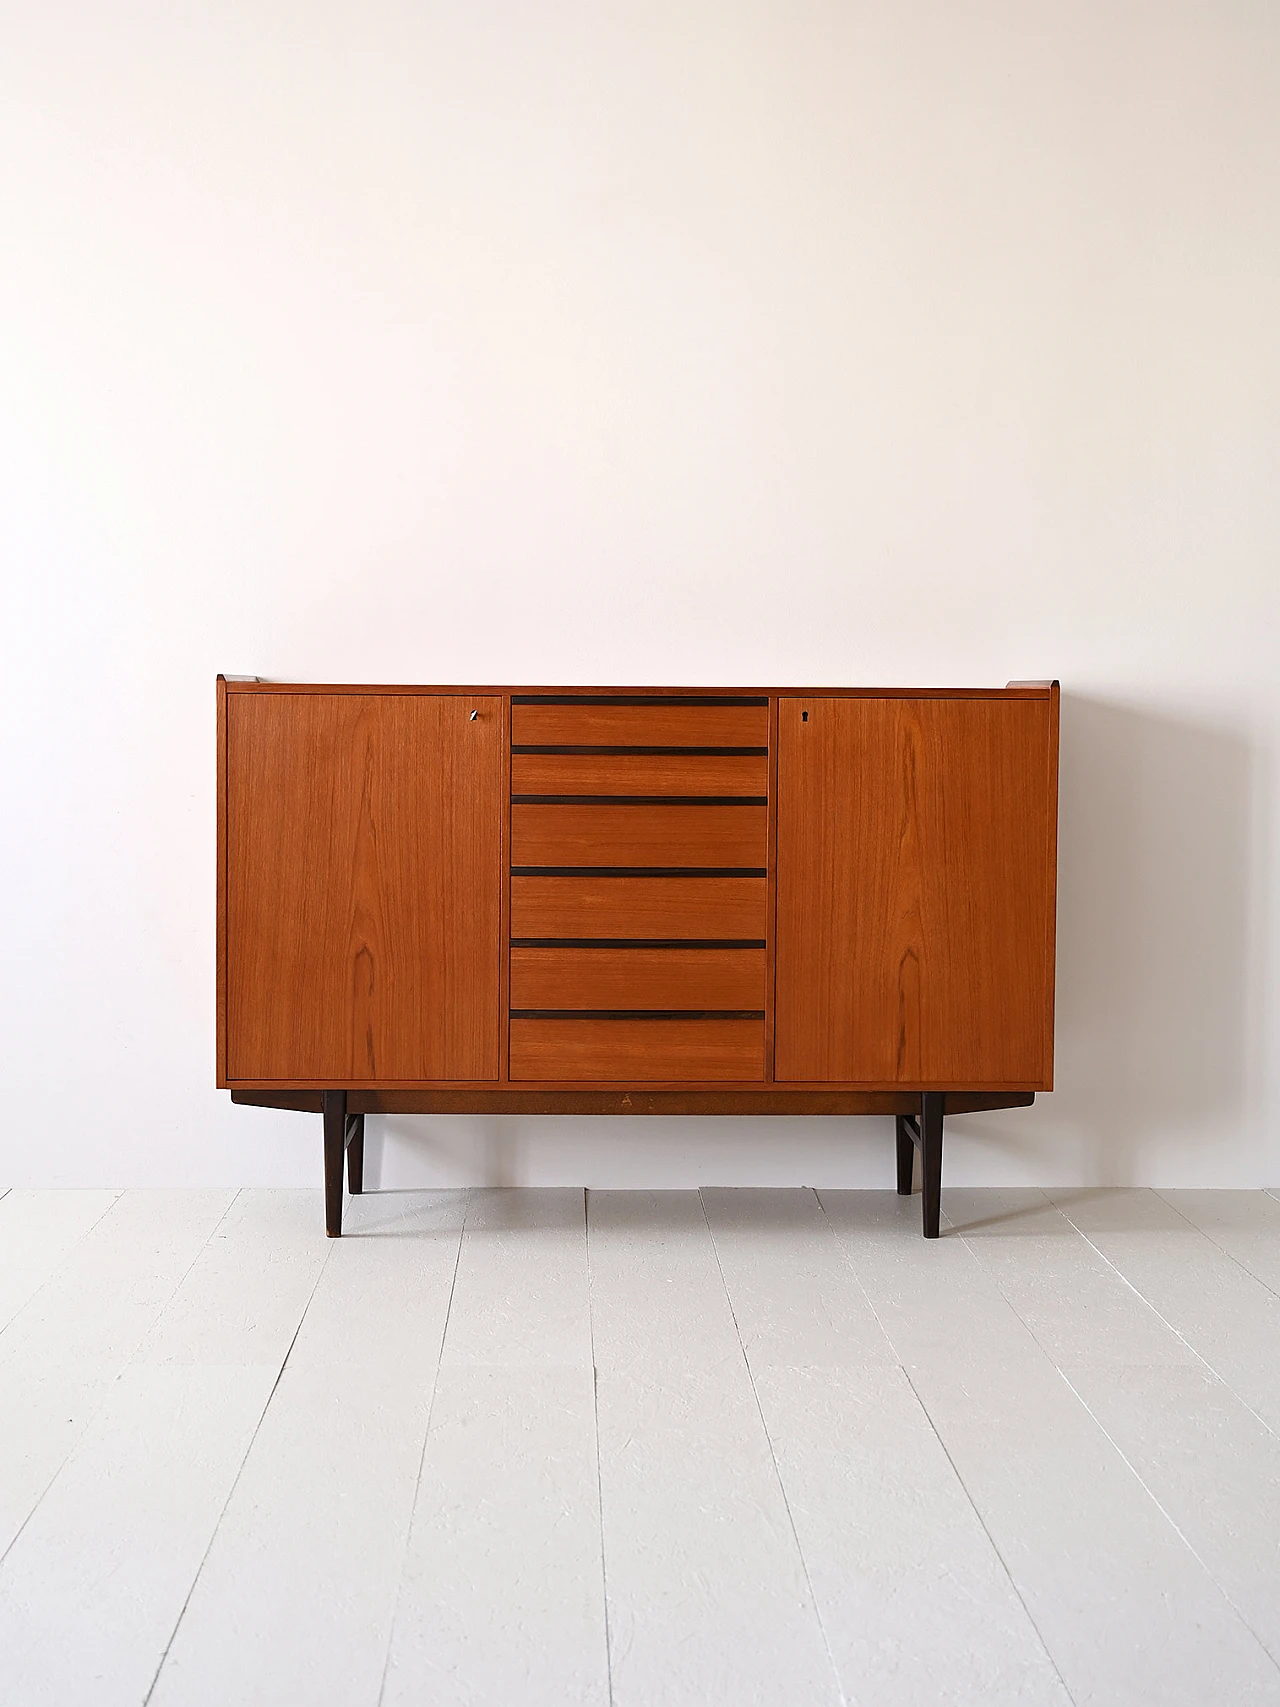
[347,1113,364,1194]
[323,1090,347,1238]
[920,1092,944,1239]
[895,1116,915,1195]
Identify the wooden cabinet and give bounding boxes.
[219,680,1059,1236]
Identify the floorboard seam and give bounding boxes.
[140,1205,339,1706]
[374,1188,470,1707]
[0,1188,244,1573]
[584,1189,616,1707]
[0,1189,124,1344]
[805,1187,900,1363]
[900,1358,1083,1707]
[699,1189,849,1707]
[955,1210,1280,1682]
[1049,1197,1280,1446]
[814,1190,1081,1707]
[1152,1188,1280,1303]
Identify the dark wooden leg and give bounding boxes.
[347,1112,364,1194]
[895,1115,915,1195]
[920,1092,944,1239]
[323,1090,347,1238]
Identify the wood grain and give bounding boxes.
[511,947,765,1011]
[774,696,1056,1086]
[510,1017,765,1082]
[510,876,767,940]
[225,693,503,1081]
[511,752,767,797]
[511,804,766,869]
[511,703,768,747]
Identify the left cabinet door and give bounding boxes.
[224,692,503,1082]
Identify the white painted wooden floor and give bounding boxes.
[2,1185,1280,1706]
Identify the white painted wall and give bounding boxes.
[2,0,1277,1189]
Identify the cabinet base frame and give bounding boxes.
[237,1087,1034,1240]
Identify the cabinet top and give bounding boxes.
[217,679,1058,699]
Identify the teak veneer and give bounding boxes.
[218,679,1060,1237]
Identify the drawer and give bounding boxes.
[509,1017,765,1082]
[512,700,768,748]
[511,876,767,940]
[511,804,767,869]
[512,751,768,799]
[511,946,766,1010]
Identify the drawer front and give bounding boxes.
[512,701,768,748]
[510,876,767,940]
[510,1017,765,1082]
[511,947,766,1010]
[511,804,767,869]
[511,752,768,799]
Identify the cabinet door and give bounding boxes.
[775,697,1056,1087]
[225,693,502,1081]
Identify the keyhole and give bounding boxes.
[801,711,808,722]
[469,709,478,721]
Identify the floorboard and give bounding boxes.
[1157,1189,1280,1299]
[700,1185,896,1368]
[950,1187,1280,1671]
[150,1192,466,1707]
[0,1190,234,1559]
[0,1190,119,1335]
[704,1188,1070,1707]
[1048,1187,1280,1435]
[0,1191,329,1707]
[380,1188,609,1707]
[589,1190,841,1707]
[820,1190,1280,1707]
[383,1364,607,1707]
[4,1186,1280,1707]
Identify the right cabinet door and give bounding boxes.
[774,696,1057,1087]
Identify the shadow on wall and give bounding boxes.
[363,1117,523,1192]
[962,693,1265,1183]
[365,692,1267,1189]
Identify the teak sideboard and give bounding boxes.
[217,680,1060,1238]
